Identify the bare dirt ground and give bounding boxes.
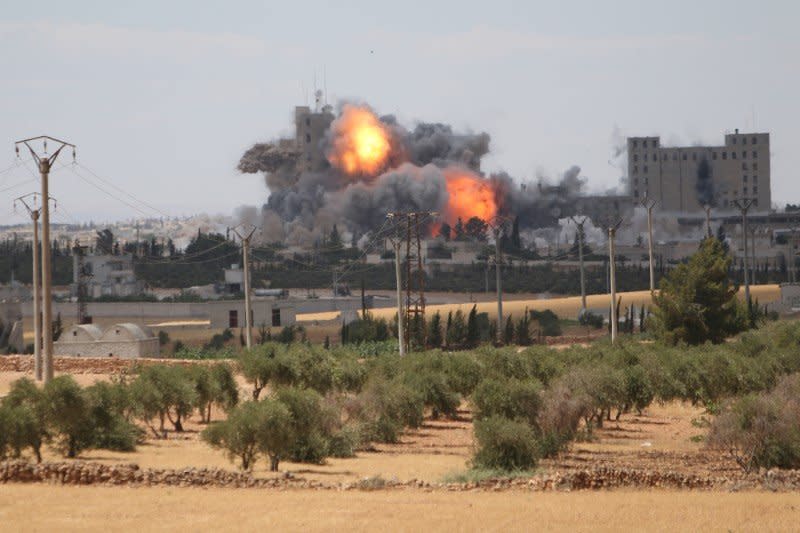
[2,486,799,532]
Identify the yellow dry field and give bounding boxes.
[298,285,781,323]
[1,486,798,532]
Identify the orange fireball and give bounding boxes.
[327,104,392,176]
[442,168,498,225]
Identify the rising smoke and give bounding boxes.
[238,102,589,245]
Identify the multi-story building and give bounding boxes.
[293,103,335,172]
[72,254,143,299]
[627,129,771,213]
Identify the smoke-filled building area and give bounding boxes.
[238,100,607,249]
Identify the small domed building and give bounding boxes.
[55,322,159,358]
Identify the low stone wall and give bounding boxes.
[0,355,228,375]
[3,460,800,492]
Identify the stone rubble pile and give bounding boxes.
[0,355,222,375]
[3,460,800,492]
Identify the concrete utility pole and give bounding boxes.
[232,224,257,350]
[640,197,658,296]
[14,193,43,380]
[569,216,588,314]
[15,136,75,383]
[789,226,799,283]
[733,199,754,304]
[606,219,624,344]
[386,215,406,356]
[488,216,509,345]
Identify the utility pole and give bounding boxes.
[15,136,75,383]
[569,216,588,314]
[789,226,799,283]
[386,215,406,356]
[387,211,437,354]
[232,223,257,350]
[606,218,624,344]
[14,193,43,380]
[733,199,754,304]
[640,197,658,296]
[488,217,509,345]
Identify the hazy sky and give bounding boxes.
[1,0,798,225]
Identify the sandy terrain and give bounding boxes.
[1,486,798,532]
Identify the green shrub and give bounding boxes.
[42,376,94,458]
[530,309,562,337]
[202,399,294,471]
[404,370,460,419]
[472,378,542,428]
[0,378,47,462]
[356,377,424,443]
[130,365,196,435]
[473,416,539,471]
[708,374,800,471]
[83,381,140,452]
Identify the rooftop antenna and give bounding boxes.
[313,70,319,111]
[323,65,328,106]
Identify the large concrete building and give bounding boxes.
[627,130,771,213]
[294,104,335,172]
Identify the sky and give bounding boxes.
[1,0,798,225]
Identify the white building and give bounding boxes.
[73,254,143,299]
[55,323,159,358]
[206,298,297,329]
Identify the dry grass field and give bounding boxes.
[297,285,780,324]
[1,486,799,532]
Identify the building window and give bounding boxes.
[633,140,638,148]
[712,152,717,160]
[743,187,748,194]
[643,165,648,173]
[633,165,638,174]
[682,153,687,161]
[643,140,648,148]
[305,133,311,143]
[742,163,748,170]
[753,175,758,183]
[732,152,737,159]
[743,175,748,182]
[634,188,639,197]
[633,178,639,185]
[305,118,310,126]
[754,186,758,194]
[228,310,238,328]
[722,152,727,160]
[752,137,757,144]
[692,153,697,161]
[633,154,638,162]
[673,153,677,161]
[644,177,649,185]
[754,199,759,206]
[271,308,281,327]
[753,151,757,159]
[732,137,737,144]
[753,163,758,171]
[742,150,747,159]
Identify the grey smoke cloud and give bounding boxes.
[237,101,591,245]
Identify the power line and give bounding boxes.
[74,161,171,219]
